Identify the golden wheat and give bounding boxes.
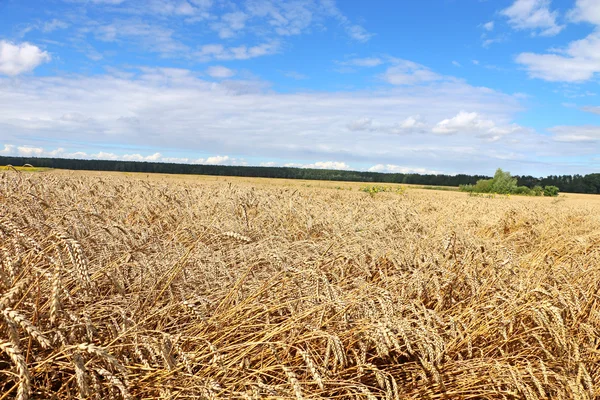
[1,169,600,398]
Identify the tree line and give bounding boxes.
[1,155,600,194]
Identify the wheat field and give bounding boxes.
[1,169,600,399]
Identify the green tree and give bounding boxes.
[543,185,560,197]
[490,168,518,194]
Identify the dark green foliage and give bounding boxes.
[543,185,560,197]
[513,186,533,195]
[0,156,487,186]
[460,169,560,197]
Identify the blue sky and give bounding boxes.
[1,0,600,176]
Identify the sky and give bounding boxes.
[1,0,600,176]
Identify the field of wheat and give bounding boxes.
[1,169,600,399]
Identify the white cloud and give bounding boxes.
[433,111,494,134]
[340,57,383,67]
[581,106,600,115]
[347,118,374,131]
[382,59,443,85]
[0,41,51,76]
[284,161,351,170]
[501,0,564,36]
[345,25,374,43]
[550,126,600,142]
[368,164,441,174]
[211,11,248,38]
[245,0,314,36]
[162,157,191,163]
[317,0,373,42]
[206,66,236,78]
[0,66,552,175]
[432,111,523,141]
[204,155,229,164]
[197,41,279,62]
[482,36,506,48]
[483,21,495,31]
[516,31,600,82]
[0,143,245,165]
[347,116,425,134]
[452,61,461,67]
[567,0,600,25]
[92,21,189,54]
[123,152,162,161]
[42,19,69,33]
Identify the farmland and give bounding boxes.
[1,169,600,399]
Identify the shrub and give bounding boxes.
[543,185,560,197]
[473,179,493,193]
[532,186,544,196]
[513,186,532,195]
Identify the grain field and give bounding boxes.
[1,170,600,399]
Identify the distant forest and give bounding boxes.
[2,155,600,194]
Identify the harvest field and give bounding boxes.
[2,169,600,399]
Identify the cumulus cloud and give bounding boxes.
[284,161,351,170]
[0,144,246,166]
[206,66,235,78]
[501,0,564,36]
[381,59,443,85]
[0,41,51,76]
[368,164,442,174]
[516,31,600,82]
[433,111,495,135]
[0,66,559,175]
[567,0,600,25]
[432,111,524,141]
[514,0,600,83]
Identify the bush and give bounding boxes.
[543,185,560,197]
[532,186,544,196]
[473,179,493,193]
[513,186,532,195]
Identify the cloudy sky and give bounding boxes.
[1,0,600,176]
